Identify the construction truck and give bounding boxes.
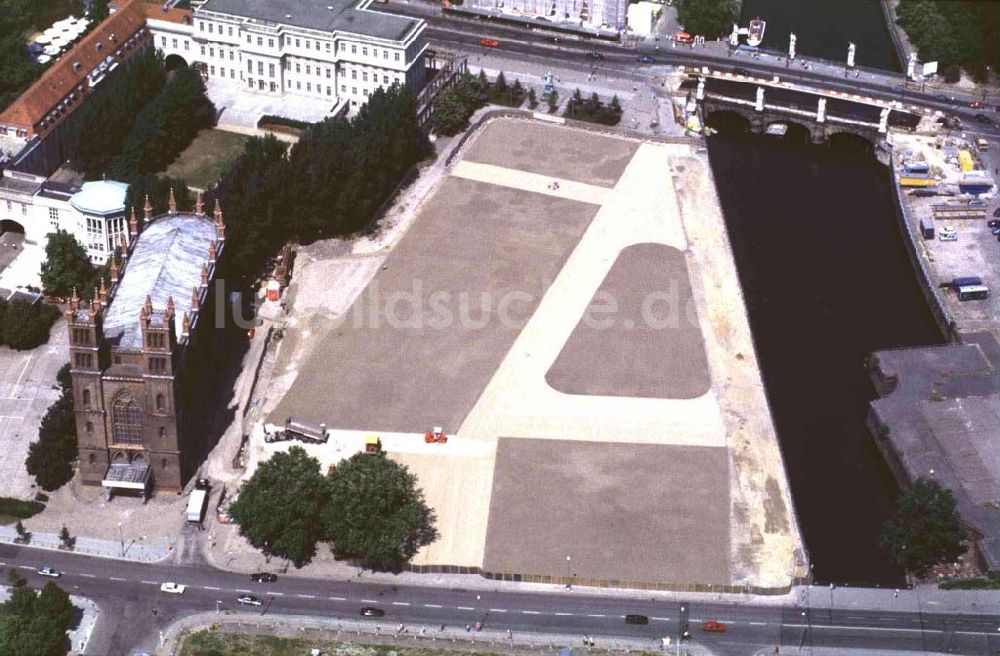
[424,426,448,444]
[365,435,382,453]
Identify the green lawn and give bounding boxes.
[179,632,511,656]
[165,129,250,190]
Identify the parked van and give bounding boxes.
[957,284,989,301]
[952,276,983,288]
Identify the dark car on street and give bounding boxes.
[360,607,385,617]
[732,67,751,76]
[625,614,649,625]
[250,572,277,583]
[586,51,605,60]
[637,55,654,63]
[974,113,993,124]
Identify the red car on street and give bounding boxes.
[480,38,499,48]
[701,620,726,633]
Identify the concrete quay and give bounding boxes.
[868,131,1000,574]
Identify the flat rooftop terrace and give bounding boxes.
[267,117,804,589]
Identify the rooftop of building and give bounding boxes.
[200,0,420,42]
[102,212,218,351]
[36,167,86,200]
[0,170,45,197]
[69,180,128,215]
[0,0,150,132]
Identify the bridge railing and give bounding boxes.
[738,44,908,81]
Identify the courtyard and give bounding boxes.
[165,128,251,190]
[260,117,803,589]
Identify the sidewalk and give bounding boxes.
[155,610,711,656]
[0,525,171,563]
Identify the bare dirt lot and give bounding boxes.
[270,177,599,434]
[461,120,637,187]
[545,243,711,399]
[483,437,731,585]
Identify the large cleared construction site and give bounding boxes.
[261,116,807,590]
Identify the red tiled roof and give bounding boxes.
[143,1,193,26]
[0,0,150,137]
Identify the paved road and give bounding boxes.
[3,543,999,655]
[392,2,999,138]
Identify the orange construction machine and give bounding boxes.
[424,426,448,444]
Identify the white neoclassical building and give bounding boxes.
[146,0,427,116]
[0,169,128,288]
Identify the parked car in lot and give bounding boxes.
[586,51,605,60]
[993,208,1000,217]
[160,582,186,594]
[702,620,726,633]
[237,595,263,607]
[939,225,958,241]
[250,572,277,583]
[988,219,1000,228]
[624,614,649,625]
[360,607,385,617]
[479,38,499,48]
[991,226,1000,235]
[37,566,60,578]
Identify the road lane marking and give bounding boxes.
[270,592,285,596]
[750,621,767,626]
[110,577,126,582]
[521,610,541,615]
[362,599,378,604]
[489,608,507,613]
[457,606,475,611]
[80,574,96,579]
[424,604,443,608]
[298,594,316,599]
[141,580,157,585]
[236,589,252,593]
[18,566,33,570]
[586,614,606,618]
[392,602,410,606]
[651,617,670,621]
[204,586,221,591]
[330,596,346,601]
[554,612,573,616]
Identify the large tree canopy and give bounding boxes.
[39,230,95,298]
[881,478,966,576]
[26,364,77,491]
[675,0,739,38]
[228,446,330,567]
[0,581,73,656]
[324,452,437,570]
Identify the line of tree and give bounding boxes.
[109,66,216,178]
[431,70,528,137]
[228,446,437,570]
[0,576,74,656]
[26,364,77,491]
[191,84,426,284]
[675,0,739,39]
[0,298,61,351]
[895,0,1000,83]
[564,88,622,125]
[65,49,167,178]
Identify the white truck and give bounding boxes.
[186,488,208,523]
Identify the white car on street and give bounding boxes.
[160,582,186,594]
[237,594,263,606]
[37,566,60,577]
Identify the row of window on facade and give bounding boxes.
[195,20,402,62]
[73,351,168,374]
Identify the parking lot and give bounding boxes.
[0,321,67,499]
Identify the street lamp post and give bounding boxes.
[117,522,124,558]
[565,555,572,590]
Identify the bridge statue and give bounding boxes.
[729,24,739,48]
[697,77,705,101]
[788,33,796,61]
[878,107,890,134]
[542,71,556,99]
[755,87,764,112]
[816,97,826,123]
[847,42,856,68]
[907,53,918,80]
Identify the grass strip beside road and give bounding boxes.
[179,631,510,656]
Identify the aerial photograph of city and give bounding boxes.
[0,0,997,653]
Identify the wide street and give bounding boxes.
[388,1,999,138]
[2,542,999,654]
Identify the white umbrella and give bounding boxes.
[43,45,60,56]
[43,27,61,38]
[37,54,51,64]
[34,33,51,44]
[50,36,68,48]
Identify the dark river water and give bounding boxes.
[739,0,901,71]
[706,122,943,586]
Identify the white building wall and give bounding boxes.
[149,8,426,113]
